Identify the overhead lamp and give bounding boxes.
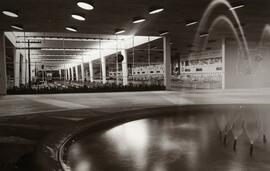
[77,1,94,10]
[159,31,169,36]
[115,29,125,34]
[2,10,19,18]
[71,14,86,21]
[66,26,78,32]
[229,2,245,10]
[185,20,199,26]
[11,25,23,30]
[199,32,209,38]
[229,5,244,10]
[149,7,164,14]
[133,17,146,24]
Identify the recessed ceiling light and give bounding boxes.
[133,17,146,24]
[11,25,23,30]
[77,1,94,10]
[159,31,169,36]
[66,27,78,32]
[115,29,125,34]
[185,20,199,26]
[199,32,209,38]
[71,14,86,21]
[149,7,164,14]
[229,4,245,10]
[2,10,18,18]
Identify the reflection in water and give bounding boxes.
[104,120,150,170]
[67,105,270,171]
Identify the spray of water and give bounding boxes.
[193,0,251,68]
[202,15,245,52]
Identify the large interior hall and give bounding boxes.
[1,0,270,171]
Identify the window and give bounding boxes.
[150,71,154,73]
[196,68,202,71]
[185,69,191,72]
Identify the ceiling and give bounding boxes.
[1,0,270,56]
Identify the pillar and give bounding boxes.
[75,65,79,81]
[14,50,20,87]
[89,61,94,82]
[0,33,7,95]
[222,38,225,90]
[81,63,85,82]
[65,69,68,81]
[71,67,74,81]
[163,36,171,90]
[121,50,128,86]
[101,57,106,84]
[59,70,62,81]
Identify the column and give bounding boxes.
[163,36,172,90]
[75,65,79,81]
[81,63,85,82]
[222,38,225,90]
[65,69,68,81]
[89,61,94,82]
[25,59,29,85]
[59,70,62,81]
[67,68,70,80]
[121,50,128,86]
[21,54,26,85]
[71,67,74,81]
[14,50,20,87]
[101,57,106,84]
[0,33,7,95]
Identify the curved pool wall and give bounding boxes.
[56,104,270,171]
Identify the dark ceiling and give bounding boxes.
[1,0,270,54]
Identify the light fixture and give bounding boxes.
[149,7,164,14]
[66,26,78,32]
[229,2,245,10]
[159,31,169,36]
[133,17,146,24]
[185,20,199,26]
[229,5,244,10]
[77,1,94,10]
[2,10,19,18]
[11,25,23,30]
[115,29,125,34]
[71,14,86,21]
[199,32,209,38]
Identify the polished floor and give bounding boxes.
[1,89,270,116]
[66,105,270,171]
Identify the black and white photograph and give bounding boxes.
[1,0,270,170]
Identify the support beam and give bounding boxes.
[89,61,94,82]
[121,50,128,86]
[101,57,106,84]
[0,33,7,95]
[222,38,225,90]
[59,70,61,80]
[163,36,172,90]
[67,68,71,80]
[71,67,74,81]
[81,63,85,82]
[14,50,20,87]
[75,65,79,81]
[65,69,68,81]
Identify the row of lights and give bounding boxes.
[2,2,245,36]
[66,3,166,35]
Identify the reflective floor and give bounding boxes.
[66,105,270,171]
